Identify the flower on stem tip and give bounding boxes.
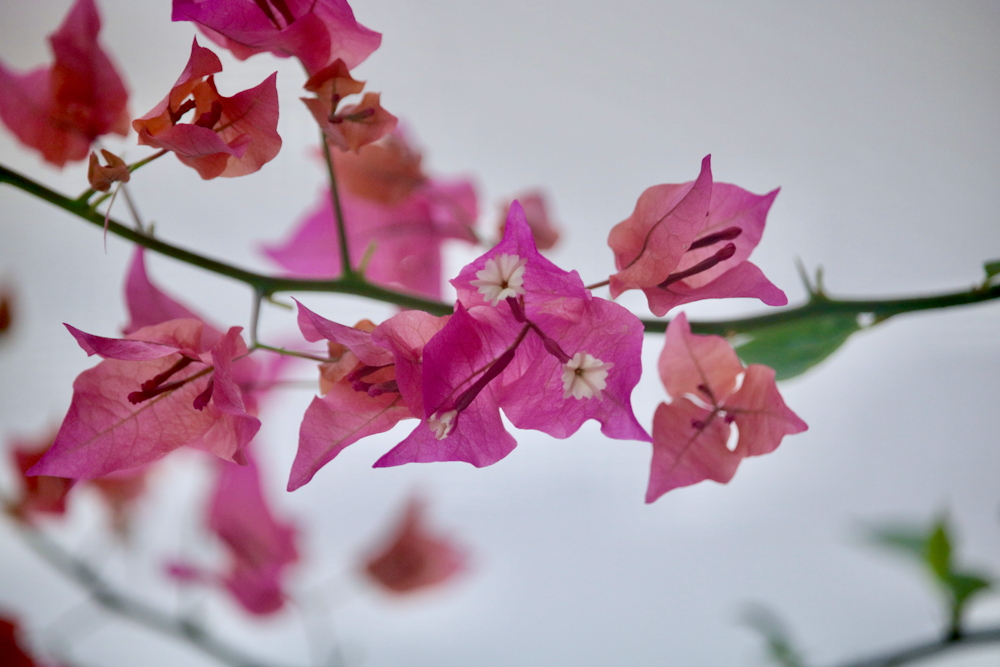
[645,312,807,503]
[172,0,381,76]
[132,39,281,179]
[608,155,787,316]
[302,59,397,152]
[0,0,129,167]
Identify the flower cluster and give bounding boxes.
[1,0,813,636]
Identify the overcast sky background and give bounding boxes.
[1,1,1000,666]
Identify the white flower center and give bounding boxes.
[561,352,614,400]
[428,410,458,440]
[470,253,527,306]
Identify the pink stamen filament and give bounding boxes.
[659,243,737,288]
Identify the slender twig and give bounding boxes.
[830,626,1000,667]
[3,163,1000,335]
[253,343,331,363]
[320,135,355,279]
[8,519,300,667]
[119,184,145,232]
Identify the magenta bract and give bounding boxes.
[172,0,381,75]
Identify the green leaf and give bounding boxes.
[868,526,927,561]
[946,571,991,610]
[731,314,861,381]
[926,521,952,580]
[742,605,806,667]
[983,260,1000,280]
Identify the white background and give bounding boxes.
[1,1,1000,666]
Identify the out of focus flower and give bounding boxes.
[645,312,807,502]
[133,39,280,179]
[364,498,465,595]
[0,288,13,337]
[0,0,129,167]
[263,132,477,299]
[334,132,425,204]
[8,431,73,521]
[497,191,560,250]
[173,0,381,75]
[608,155,787,316]
[169,456,299,615]
[1,615,41,667]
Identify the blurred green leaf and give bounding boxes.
[869,526,927,561]
[868,516,994,636]
[731,314,860,381]
[983,260,1000,280]
[946,572,991,610]
[926,521,952,580]
[742,605,806,667]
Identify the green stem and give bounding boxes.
[320,135,355,279]
[253,343,331,363]
[8,518,299,667]
[831,625,1000,667]
[3,162,999,333]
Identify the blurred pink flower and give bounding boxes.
[608,155,787,316]
[364,498,465,595]
[263,132,477,299]
[497,191,560,250]
[0,0,129,167]
[168,455,299,615]
[172,0,380,75]
[646,312,807,502]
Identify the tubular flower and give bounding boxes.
[0,0,129,167]
[172,0,381,75]
[497,190,561,250]
[646,312,807,502]
[133,39,281,180]
[608,155,787,316]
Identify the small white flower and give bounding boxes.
[470,253,527,306]
[428,409,458,440]
[562,352,614,400]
